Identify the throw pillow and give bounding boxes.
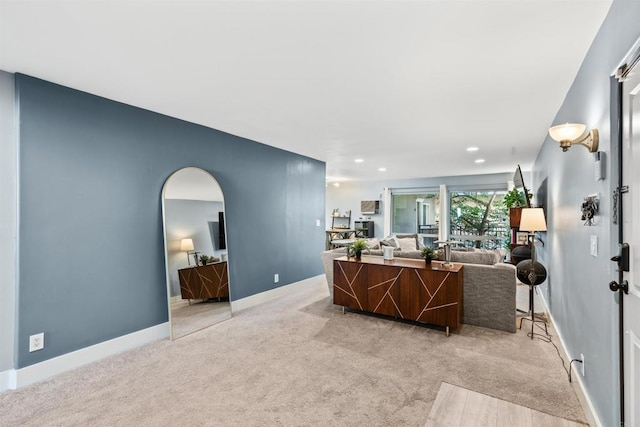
[397,237,418,252]
[380,236,398,247]
[365,238,381,250]
[396,233,420,250]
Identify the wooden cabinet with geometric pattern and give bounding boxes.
[178,261,229,301]
[333,256,463,335]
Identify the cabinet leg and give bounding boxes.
[446,326,450,337]
[342,306,345,315]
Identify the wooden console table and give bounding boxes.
[333,256,463,335]
[178,261,229,301]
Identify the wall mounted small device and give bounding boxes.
[361,200,380,215]
[594,151,605,181]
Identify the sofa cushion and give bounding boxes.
[449,250,502,265]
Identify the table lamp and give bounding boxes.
[180,238,195,265]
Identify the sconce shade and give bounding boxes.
[548,123,598,153]
[519,208,547,232]
[548,123,586,142]
[180,238,194,251]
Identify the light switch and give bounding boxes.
[590,235,598,257]
[316,219,321,227]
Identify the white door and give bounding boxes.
[621,61,640,426]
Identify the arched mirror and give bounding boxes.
[162,167,231,339]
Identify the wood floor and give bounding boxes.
[426,383,587,427]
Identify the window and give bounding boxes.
[449,190,508,249]
[391,191,440,245]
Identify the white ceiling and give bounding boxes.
[0,0,612,182]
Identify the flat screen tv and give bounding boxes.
[513,164,532,208]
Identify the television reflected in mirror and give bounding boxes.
[513,164,532,208]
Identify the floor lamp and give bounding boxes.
[517,208,549,340]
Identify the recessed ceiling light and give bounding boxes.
[475,159,485,164]
[378,167,386,172]
[355,158,364,163]
[467,147,479,152]
[333,182,341,187]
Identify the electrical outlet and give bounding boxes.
[29,333,44,352]
[274,273,279,283]
[581,353,585,376]
[590,235,598,257]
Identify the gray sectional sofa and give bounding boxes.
[321,245,518,333]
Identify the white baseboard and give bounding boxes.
[537,293,602,427]
[1,322,169,392]
[0,369,16,391]
[230,274,325,313]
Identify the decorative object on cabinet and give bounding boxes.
[516,232,529,245]
[331,209,351,229]
[548,123,599,153]
[354,220,374,238]
[350,239,368,260]
[503,188,528,209]
[581,195,599,226]
[511,246,531,264]
[509,207,529,264]
[180,238,199,266]
[421,247,437,265]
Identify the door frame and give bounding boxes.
[613,35,640,426]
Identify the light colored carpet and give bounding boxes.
[0,277,587,426]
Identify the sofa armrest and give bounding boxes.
[320,249,347,297]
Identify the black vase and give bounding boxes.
[425,258,432,265]
[355,250,362,260]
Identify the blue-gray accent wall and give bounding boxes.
[531,1,640,425]
[15,74,325,368]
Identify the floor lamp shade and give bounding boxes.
[519,208,547,232]
[180,238,194,251]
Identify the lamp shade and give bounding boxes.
[519,208,547,232]
[180,238,194,251]
[548,123,586,142]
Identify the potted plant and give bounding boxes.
[421,247,437,265]
[503,188,527,209]
[351,239,368,260]
[199,254,210,266]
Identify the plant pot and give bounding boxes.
[355,250,362,260]
[425,258,432,265]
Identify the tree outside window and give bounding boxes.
[449,191,508,249]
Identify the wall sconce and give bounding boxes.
[548,123,599,153]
